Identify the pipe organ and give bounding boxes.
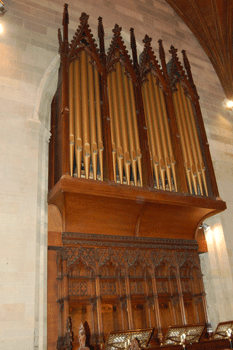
[48,5,226,350]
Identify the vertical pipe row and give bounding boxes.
[142,72,177,191]
[176,83,198,194]
[107,60,142,186]
[74,59,83,178]
[173,82,208,196]
[142,81,160,188]
[69,62,75,177]
[172,90,193,193]
[159,87,178,191]
[69,50,104,180]
[67,49,210,196]
[116,62,131,184]
[187,98,208,195]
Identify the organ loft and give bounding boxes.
[47,4,229,350]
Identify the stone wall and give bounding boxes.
[0,0,233,349]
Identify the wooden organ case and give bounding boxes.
[48,5,227,350]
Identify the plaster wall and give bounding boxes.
[0,0,233,349]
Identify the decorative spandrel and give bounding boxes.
[104,328,153,350]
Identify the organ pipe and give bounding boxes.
[69,61,75,177]
[173,83,208,196]
[142,72,177,191]
[74,59,82,178]
[107,58,142,186]
[69,50,104,181]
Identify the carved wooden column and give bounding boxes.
[124,274,134,329]
[62,249,69,328]
[199,273,209,324]
[158,40,188,193]
[176,272,187,325]
[130,28,154,188]
[151,273,163,343]
[57,254,63,345]
[144,277,152,327]
[95,274,104,343]
[168,276,177,325]
[60,4,70,177]
[98,17,114,182]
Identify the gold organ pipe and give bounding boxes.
[111,69,124,184]
[187,98,208,195]
[107,74,117,182]
[142,82,160,189]
[123,71,138,186]
[74,58,82,178]
[87,59,98,180]
[69,61,75,177]
[94,68,104,181]
[172,91,192,193]
[176,84,198,194]
[151,75,172,191]
[129,80,143,186]
[159,86,178,191]
[80,50,91,179]
[116,62,131,185]
[180,87,203,195]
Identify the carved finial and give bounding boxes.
[58,28,62,53]
[182,49,196,91]
[98,16,105,63]
[158,39,165,60]
[158,39,169,81]
[112,23,122,35]
[130,28,138,69]
[143,34,152,47]
[182,50,190,71]
[80,12,89,24]
[169,45,177,57]
[98,17,104,38]
[62,3,69,25]
[130,28,136,50]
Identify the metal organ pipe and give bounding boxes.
[74,58,83,178]
[173,82,208,196]
[107,58,142,186]
[94,68,104,182]
[172,90,193,193]
[142,72,177,191]
[66,30,211,197]
[159,87,178,191]
[69,61,75,177]
[69,50,104,181]
[116,61,131,185]
[80,50,91,179]
[122,71,138,186]
[87,56,98,180]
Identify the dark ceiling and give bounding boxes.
[165,0,233,100]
